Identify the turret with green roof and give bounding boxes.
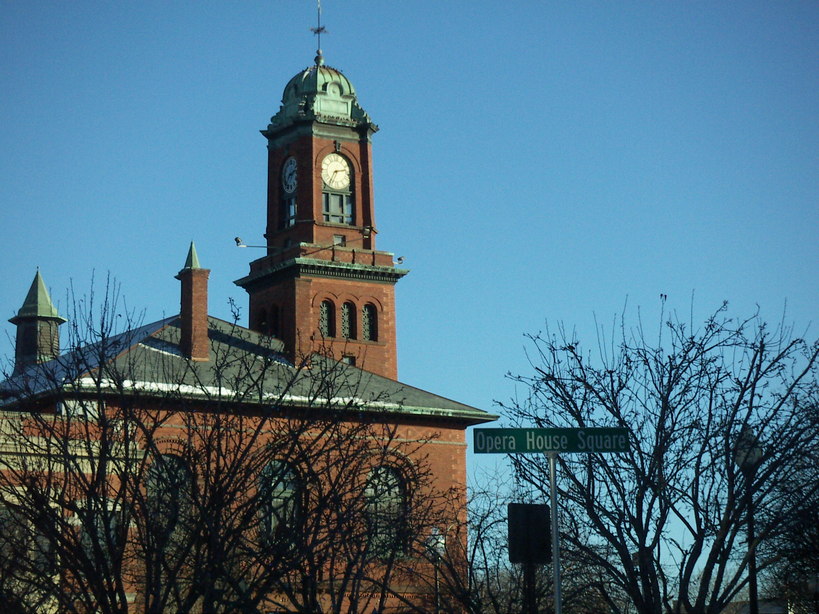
[9,271,66,372]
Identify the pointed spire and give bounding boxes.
[10,270,66,324]
[182,241,201,271]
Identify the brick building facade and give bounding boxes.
[0,52,495,613]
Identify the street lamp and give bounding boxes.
[427,527,446,614]
[734,425,763,614]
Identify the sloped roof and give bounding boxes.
[2,316,495,426]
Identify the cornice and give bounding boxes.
[235,257,409,290]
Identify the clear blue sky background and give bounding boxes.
[2,2,817,473]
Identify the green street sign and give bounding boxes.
[473,427,630,454]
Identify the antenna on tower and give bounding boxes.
[310,0,327,64]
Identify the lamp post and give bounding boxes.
[734,426,762,614]
[427,527,445,614]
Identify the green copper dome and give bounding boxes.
[267,52,377,132]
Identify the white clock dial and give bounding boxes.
[321,153,350,190]
[282,157,297,193]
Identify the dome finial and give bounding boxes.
[310,0,327,66]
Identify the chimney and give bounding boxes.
[9,271,66,373]
[175,242,210,361]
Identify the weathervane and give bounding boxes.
[310,0,327,64]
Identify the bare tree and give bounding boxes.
[413,470,619,614]
[500,304,819,614]
[759,398,819,612]
[0,282,455,613]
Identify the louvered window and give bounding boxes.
[342,302,356,339]
[362,303,378,342]
[319,300,336,338]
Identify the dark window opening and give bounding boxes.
[256,309,268,334]
[147,454,192,543]
[269,304,280,338]
[281,197,296,228]
[80,501,126,566]
[323,193,353,225]
[365,466,407,557]
[0,504,56,576]
[259,461,301,547]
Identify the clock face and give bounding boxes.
[281,157,297,193]
[321,153,350,190]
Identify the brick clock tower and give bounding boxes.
[235,52,407,379]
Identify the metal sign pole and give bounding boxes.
[473,427,630,614]
[549,452,562,614]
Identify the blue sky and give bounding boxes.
[2,2,817,473]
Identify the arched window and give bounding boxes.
[365,466,407,557]
[319,300,336,338]
[342,302,357,339]
[362,303,378,342]
[147,454,191,540]
[259,461,301,545]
